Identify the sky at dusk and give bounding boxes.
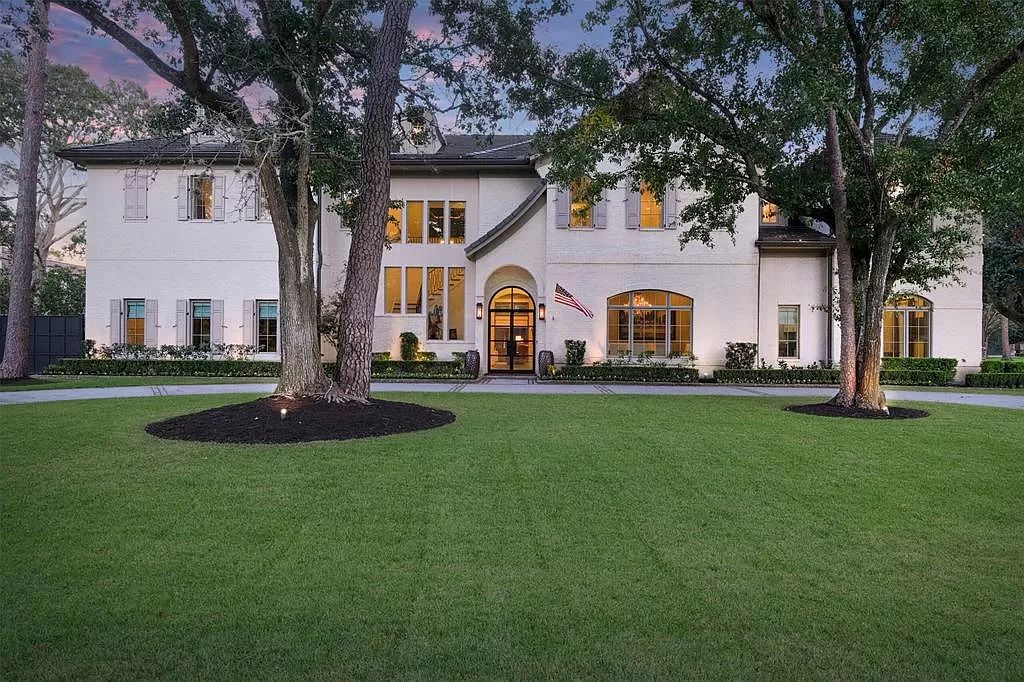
[44,3,608,134]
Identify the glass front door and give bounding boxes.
[488,287,535,373]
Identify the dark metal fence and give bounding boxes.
[0,315,84,374]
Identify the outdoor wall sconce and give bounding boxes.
[475,302,484,319]
[538,303,546,320]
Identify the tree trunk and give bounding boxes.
[331,0,414,402]
[1001,314,1013,360]
[0,0,48,381]
[823,107,857,407]
[853,222,899,413]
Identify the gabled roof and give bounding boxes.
[465,179,547,260]
[57,134,537,167]
[755,226,836,249]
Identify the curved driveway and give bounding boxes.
[2,379,1022,410]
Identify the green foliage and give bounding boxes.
[880,357,958,373]
[980,359,1024,374]
[564,339,586,366]
[44,358,471,380]
[543,364,698,383]
[725,342,757,370]
[399,332,420,361]
[965,372,1024,388]
[714,368,954,386]
[371,352,392,361]
[984,216,1024,325]
[0,265,84,315]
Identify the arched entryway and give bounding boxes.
[488,286,535,373]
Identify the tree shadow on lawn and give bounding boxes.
[785,403,929,419]
[145,396,455,444]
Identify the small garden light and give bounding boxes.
[280,408,288,421]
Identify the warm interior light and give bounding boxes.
[475,302,484,319]
[538,303,546,320]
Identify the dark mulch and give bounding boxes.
[145,396,455,444]
[785,403,929,420]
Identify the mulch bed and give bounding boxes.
[785,403,929,420]
[145,396,455,444]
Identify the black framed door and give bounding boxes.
[488,287,535,373]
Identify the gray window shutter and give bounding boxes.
[663,182,678,230]
[109,299,122,344]
[175,299,188,345]
[123,172,131,221]
[242,299,254,345]
[594,190,608,228]
[177,176,189,220]
[144,299,159,347]
[244,178,258,221]
[554,188,569,229]
[213,176,226,221]
[211,299,225,345]
[626,187,640,229]
[138,171,148,220]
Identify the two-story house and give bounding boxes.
[58,131,983,378]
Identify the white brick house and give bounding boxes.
[59,133,984,378]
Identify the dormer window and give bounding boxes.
[570,178,593,228]
[760,200,781,225]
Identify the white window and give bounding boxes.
[778,305,800,358]
[178,174,225,221]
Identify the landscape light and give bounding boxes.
[280,408,288,420]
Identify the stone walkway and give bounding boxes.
[2,378,1023,410]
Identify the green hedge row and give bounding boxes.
[44,358,470,379]
[980,359,1024,374]
[714,368,954,386]
[965,372,1024,388]
[880,357,957,372]
[543,365,699,383]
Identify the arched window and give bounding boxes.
[607,290,693,357]
[883,295,932,358]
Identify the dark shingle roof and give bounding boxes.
[58,134,537,166]
[756,226,836,248]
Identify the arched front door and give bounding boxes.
[488,287,535,373]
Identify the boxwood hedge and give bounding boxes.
[543,365,699,383]
[44,358,471,380]
[965,372,1024,388]
[980,359,1024,374]
[714,367,955,386]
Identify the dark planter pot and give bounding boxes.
[538,350,554,377]
[465,350,481,379]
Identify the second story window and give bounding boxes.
[191,176,214,220]
[640,182,662,229]
[449,201,466,244]
[570,178,593,228]
[428,201,445,243]
[386,206,402,243]
[760,200,781,225]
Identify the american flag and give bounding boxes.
[554,283,594,318]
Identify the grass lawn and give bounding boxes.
[2,393,1023,679]
[0,375,276,391]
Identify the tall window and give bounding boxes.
[607,290,693,357]
[640,183,662,229]
[125,299,145,345]
[428,201,445,243]
[448,267,465,340]
[884,296,931,357]
[384,267,402,314]
[257,300,278,353]
[190,176,214,220]
[778,305,800,358]
[191,300,211,348]
[449,201,466,244]
[406,267,423,313]
[570,178,593,228]
[760,200,780,225]
[386,205,402,243]
[406,201,424,243]
[427,267,444,340]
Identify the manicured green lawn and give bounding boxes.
[2,393,1022,679]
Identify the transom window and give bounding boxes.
[570,178,593,228]
[191,300,211,349]
[190,176,214,220]
[760,200,780,225]
[640,182,662,229]
[257,300,278,353]
[607,290,693,357]
[883,295,931,358]
[125,299,145,346]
